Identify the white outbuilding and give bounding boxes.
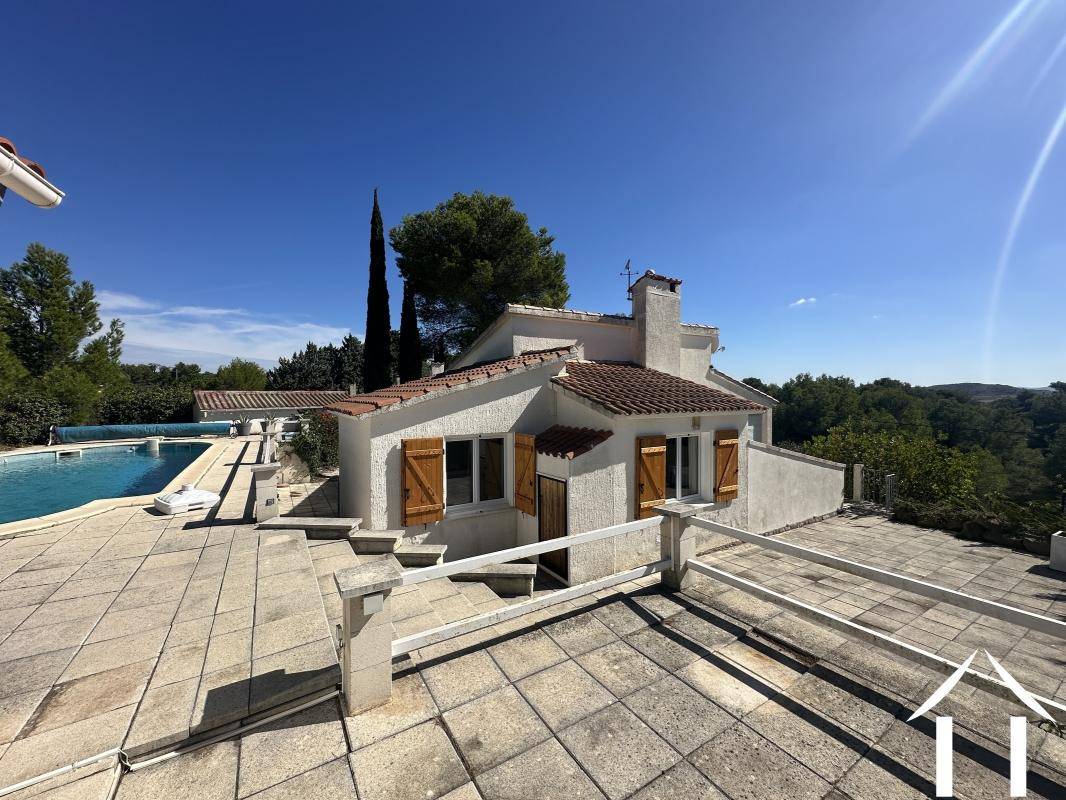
[327,271,844,584]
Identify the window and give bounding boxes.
[665,435,699,500]
[445,436,505,508]
[479,437,504,501]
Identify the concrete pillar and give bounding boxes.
[1050,531,1066,574]
[852,463,863,503]
[885,473,898,511]
[335,557,403,715]
[656,503,698,591]
[250,464,280,521]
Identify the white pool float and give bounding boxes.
[154,484,220,515]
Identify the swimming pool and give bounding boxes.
[0,442,212,524]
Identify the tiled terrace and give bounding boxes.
[0,443,1063,799]
[112,554,1066,800]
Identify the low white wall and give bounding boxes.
[746,441,844,533]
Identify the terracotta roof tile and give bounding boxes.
[327,346,576,418]
[552,361,765,416]
[193,390,351,412]
[534,425,612,459]
[634,269,682,288]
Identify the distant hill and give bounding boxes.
[928,383,1054,403]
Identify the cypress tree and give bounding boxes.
[398,279,422,382]
[361,189,393,392]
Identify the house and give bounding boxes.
[326,272,844,584]
[193,389,352,433]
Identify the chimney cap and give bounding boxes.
[634,270,682,290]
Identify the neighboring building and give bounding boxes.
[194,390,351,433]
[326,272,844,584]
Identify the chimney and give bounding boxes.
[631,270,681,375]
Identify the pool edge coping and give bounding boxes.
[0,438,233,538]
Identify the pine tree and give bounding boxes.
[398,279,422,382]
[361,189,393,391]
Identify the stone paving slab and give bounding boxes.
[86,565,1066,799]
[9,511,1066,799]
[0,439,347,794]
[698,511,1066,705]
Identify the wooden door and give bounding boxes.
[537,476,568,580]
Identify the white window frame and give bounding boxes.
[665,434,701,501]
[443,434,508,513]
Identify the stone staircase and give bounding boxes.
[257,516,448,568]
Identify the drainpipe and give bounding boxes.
[0,143,64,208]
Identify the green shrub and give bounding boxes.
[98,385,194,425]
[0,394,71,446]
[892,495,1065,555]
[803,426,982,504]
[290,411,338,475]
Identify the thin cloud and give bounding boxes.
[98,289,352,366]
[97,290,159,312]
[789,297,817,308]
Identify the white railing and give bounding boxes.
[399,517,661,586]
[684,516,1066,716]
[334,514,672,715]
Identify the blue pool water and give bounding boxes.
[0,442,211,524]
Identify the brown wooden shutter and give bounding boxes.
[635,435,667,519]
[714,429,740,501]
[402,437,444,525]
[514,433,536,516]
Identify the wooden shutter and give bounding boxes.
[514,433,536,516]
[635,435,667,519]
[714,429,740,501]
[402,437,444,525]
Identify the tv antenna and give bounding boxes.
[620,259,636,300]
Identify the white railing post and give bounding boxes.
[885,473,898,511]
[1050,531,1065,574]
[656,504,698,591]
[852,463,863,502]
[335,556,402,715]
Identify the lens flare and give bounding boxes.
[982,101,1066,381]
[909,0,1041,142]
[1027,30,1066,99]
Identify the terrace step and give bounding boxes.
[349,530,404,554]
[395,543,447,567]
[451,562,537,597]
[256,516,362,539]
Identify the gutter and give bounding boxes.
[0,147,64,208]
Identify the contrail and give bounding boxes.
[982,101,1066,381]
[909,0,1040,142]
[1027,30,1066,99]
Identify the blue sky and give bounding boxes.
[2,1,1064,386]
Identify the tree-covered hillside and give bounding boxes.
[746,374,1066,548]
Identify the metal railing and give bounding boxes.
[684,516,1066,716]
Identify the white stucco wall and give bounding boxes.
[554,391,756,581]
[746,441,844,533]
[679,331,716,385]
[453,311,637,370]
[340,361,566,560]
